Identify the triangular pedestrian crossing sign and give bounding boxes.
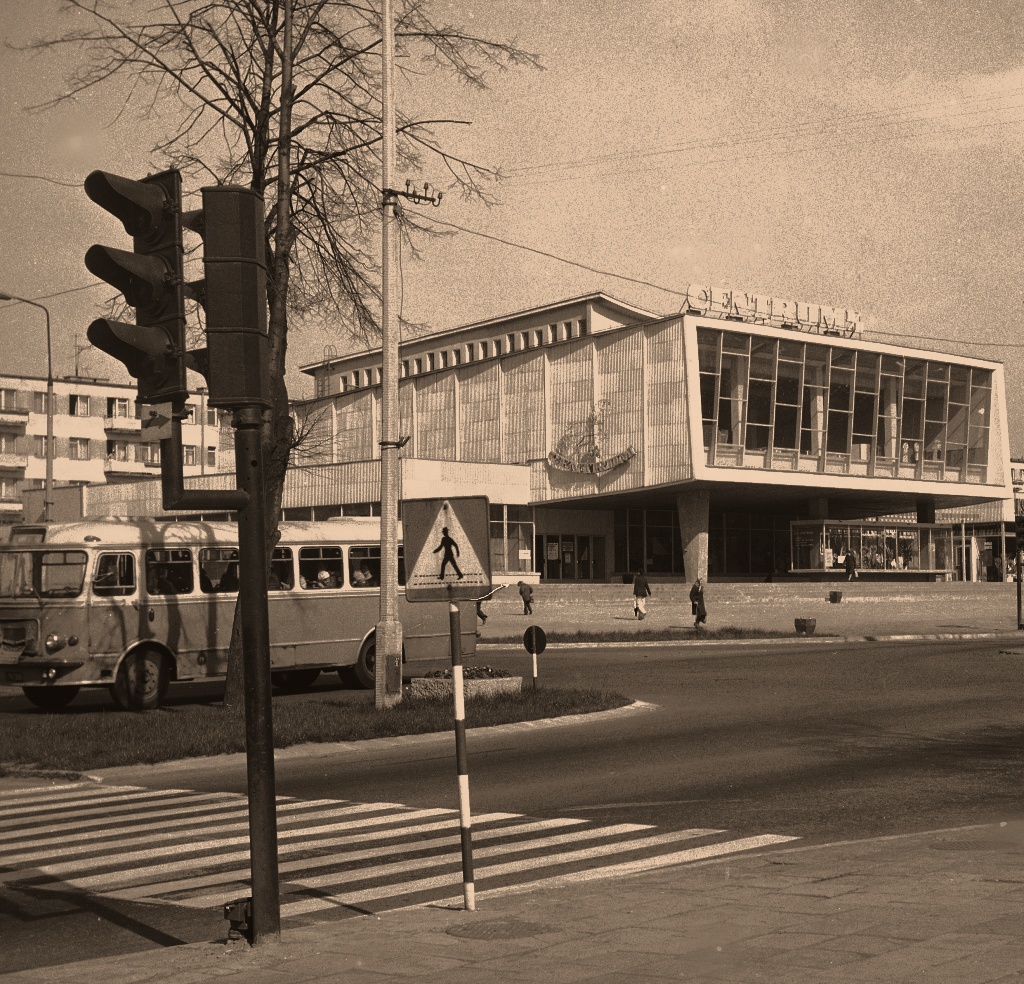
[403,497,491,602]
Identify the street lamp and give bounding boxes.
[0,292,54,522]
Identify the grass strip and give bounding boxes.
[0,686,629,776]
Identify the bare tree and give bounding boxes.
[27,0,539,708]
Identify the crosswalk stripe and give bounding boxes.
[0,800,442,863]
[1,782,96,801]
[0,788,236,828]
[422,834,802,907]
[21,806,458,878]
[102,812,528,899]
[0,797,347,847]
[179,820,661,911]
[278,826,731,917]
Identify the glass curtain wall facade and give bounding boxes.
[697,328,992,482]
[613,509,685,577]
[791,520,954,575]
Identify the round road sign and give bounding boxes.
[523,625,547,656]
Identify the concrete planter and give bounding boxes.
[794,618,817,635]
[407,676,523,700]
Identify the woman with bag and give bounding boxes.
[632,569,651,620]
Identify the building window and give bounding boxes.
[138,443,160,465]
[183,405,196,424]
[183,445,197,466]
[0,388,20,411]
[207,408,218,426]
[33,392,49,414]
[206,446,217,467]
[0,478,19,499]
[106,440,130,462]
[33,435,47,457]
[107,397,131,418]
[69,394,90,417]
[69,437,90,460]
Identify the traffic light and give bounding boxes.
[84,169,188,407]
[186,185,270,408]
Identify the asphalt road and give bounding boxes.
[2,636,1022,972]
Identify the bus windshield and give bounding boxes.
[0,550,89,599]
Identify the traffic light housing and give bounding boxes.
[84,169,188,407]
[188,185,270,409]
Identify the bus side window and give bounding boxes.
[349,546,380,587]
[199,547,239,593]
[299,545,343,589]
[146,549,194,595]
[94,553,135,596]
[270,547,293,590]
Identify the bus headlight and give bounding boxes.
[44,633,67,654]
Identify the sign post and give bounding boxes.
[523,625,547,690]
[402,496,491,910]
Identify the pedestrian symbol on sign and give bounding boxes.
[433,526,464,580]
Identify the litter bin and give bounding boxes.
[828,591,842,604]
[794,617,816,635]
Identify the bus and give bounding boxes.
[0,517,476,711]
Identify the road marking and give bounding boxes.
[278,826,731,917]
[2,784,799,921]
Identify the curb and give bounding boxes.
[478,629,1024,650]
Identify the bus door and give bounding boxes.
[89,550,141,664]
[141,548,198,661]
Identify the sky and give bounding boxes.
[2,0,1024,451]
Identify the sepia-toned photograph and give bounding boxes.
[0,1,1021,979]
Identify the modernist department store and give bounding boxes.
[286,286,1013,584]
[80,288,1014,583]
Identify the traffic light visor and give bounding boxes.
[84,245,167,309]
[87,318,173,378]
[84,171,168,238]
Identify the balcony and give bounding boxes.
[0,407,29,429]
[0,452,27,471]
[104,415,142,434]
[0,497,23,515]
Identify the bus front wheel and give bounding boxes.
[352,639,375,689]
[112,648,169,711]
[23,686,80,710]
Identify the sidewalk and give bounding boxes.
[476,581,1024,645]
[5,817,1022,983]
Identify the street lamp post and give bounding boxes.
[0,292,54,522]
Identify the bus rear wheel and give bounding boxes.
[271,668,321,693]
[23,686,79,710]
[112,648,169,711]
[352,639,375,689]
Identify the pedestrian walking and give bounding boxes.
[845,549,858,581]
[689,576,707,629]
[474,584,505,628]
[631,569,651,620]
[517,580,533,615]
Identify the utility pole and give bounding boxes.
[376,0,443,709]
[376,0,403,709]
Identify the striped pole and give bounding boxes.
[449,598,476,909]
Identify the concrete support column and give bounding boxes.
[808,497,829,520]
[676,489,709,582]
[916,499,936,524]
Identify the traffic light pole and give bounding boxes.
[231,406,281,944]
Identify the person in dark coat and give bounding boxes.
[517,580,533,615]
[845,549,858,581]
[632,569,651,620]
[689,577,707,629]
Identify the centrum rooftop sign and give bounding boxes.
[685,284,862,338]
